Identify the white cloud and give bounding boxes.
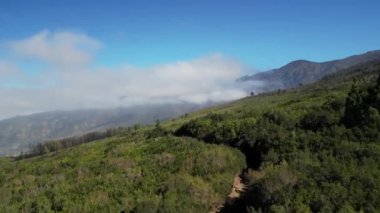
[0,60,25,88]
[8,30,101,67]
[118,54,244,101]
[0,60,21,78]
[0,31,250,119]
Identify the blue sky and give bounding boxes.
[1,0,380,70]
[0,0,380,118]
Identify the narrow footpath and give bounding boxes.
[211,172,248,213]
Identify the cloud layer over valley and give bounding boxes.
[0,30,249,119]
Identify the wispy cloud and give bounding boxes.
[0,60,22,78]
[8,30,101,67]
[0,30,249,119]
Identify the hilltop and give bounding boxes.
[241,50,380,91]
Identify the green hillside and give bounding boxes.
[1,61,380,212]
[171,62,380,212]
[0,135,245,212]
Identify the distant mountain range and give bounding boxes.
[241,50,380,91]
[0,103,204,156]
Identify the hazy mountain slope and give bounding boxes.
[0,103,204,156]
[241,50,380,91]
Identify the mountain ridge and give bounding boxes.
[241,50,380,91]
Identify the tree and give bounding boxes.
[342,84,366,128]
[367,72,380,111]
[300,109,335,131]
[155,119,161,128]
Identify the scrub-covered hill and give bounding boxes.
[0,60,379,212]
[0,135,245,212]
[173,62,380,212]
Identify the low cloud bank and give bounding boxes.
[0,30,253,119]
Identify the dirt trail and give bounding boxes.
[227,174,246,200]
[211,173,247,213]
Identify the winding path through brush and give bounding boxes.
[211,173,247,213]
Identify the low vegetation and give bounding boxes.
[0,61,379,212]
[0,135,245,212]
[174,66,380,212]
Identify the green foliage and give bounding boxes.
[298,96,344,132]
[1,64,380,212]
[0,136,245,212]
[18,127,126,159]
[174,69,380,212]
[343,83,368,128]
[146,126,169,139]
[174,113,239,145]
